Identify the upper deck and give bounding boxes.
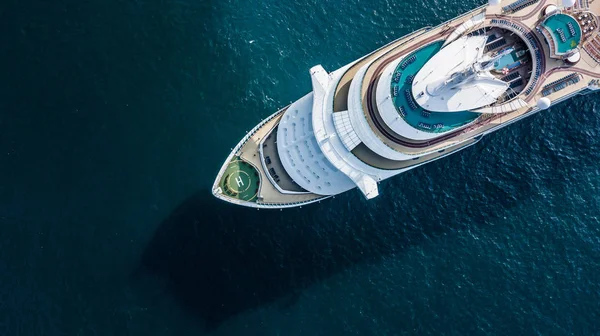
[333,0,600,168]
[214,0,600,207]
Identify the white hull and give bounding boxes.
[213,0,600,209]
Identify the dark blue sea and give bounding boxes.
[2,0,600,334]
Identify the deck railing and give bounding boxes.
[502,0,540,14]
[490,19,542,97]
[541,73,581,96]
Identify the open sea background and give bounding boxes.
[2,0,600,334]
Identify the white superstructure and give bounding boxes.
[413,36,510,112]
[213,0,600,209]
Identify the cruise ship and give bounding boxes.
[213,0,600,209]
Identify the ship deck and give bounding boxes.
[327,0,600,169]
[215,0,600,206]
[213,108,327,208]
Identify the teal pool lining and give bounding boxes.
[494,51,519,70]
[542,13,581,55]
[390,41,480,134]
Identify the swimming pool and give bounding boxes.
[542,13,581,55]
[494,51,519,70]
[390,41,479,133]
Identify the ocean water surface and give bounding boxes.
[1,0,600,334]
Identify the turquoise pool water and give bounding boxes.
[494,51,519,70]
[390,41,479,133]
[543,13,581,54]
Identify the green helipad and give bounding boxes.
[219,158,260,201]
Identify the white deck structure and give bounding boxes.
[277,93,356,195]
[214,0,600,209]
[375,57,456,140]
[413,36,509,112]
[311,65,381,199]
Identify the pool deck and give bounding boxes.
[388,41,480,134]
[542,13,582,54]
[332,0,600,167]
[332,27,433,113]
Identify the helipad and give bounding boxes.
[219,158,260,201]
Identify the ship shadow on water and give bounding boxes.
[138,140,539,330]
